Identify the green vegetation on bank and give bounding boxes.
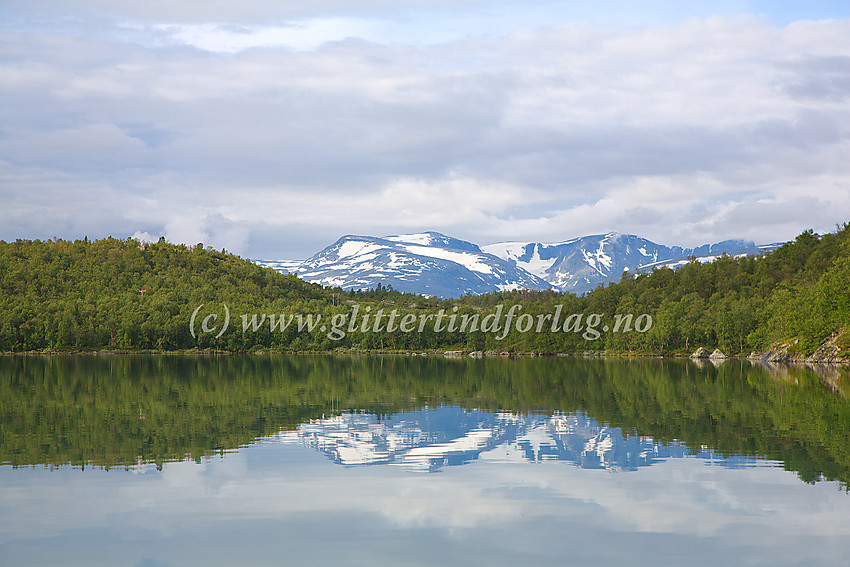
[0,224,848,355]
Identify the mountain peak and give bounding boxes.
[384,232,481,253]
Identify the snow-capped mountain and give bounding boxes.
[257,231,781,297]
[269,406,758,473]
[258,232,554,298]
[483,232,772,294]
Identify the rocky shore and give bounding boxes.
[685,331,849,365]
[747,333,849,365]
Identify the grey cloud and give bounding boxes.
[0,166,134,241]
[669,197,845,249]
[7,26,846,191]
[2,14,850,257]
[781,55,850,102]
[751,108,846,151]
[3,0,498,24]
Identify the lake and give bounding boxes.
[1,354,849,566]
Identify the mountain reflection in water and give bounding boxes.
[272,407,765,473]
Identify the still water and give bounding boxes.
[1,354,849,566]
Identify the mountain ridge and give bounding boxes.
[257,231,781,297]
[482,232,772,293]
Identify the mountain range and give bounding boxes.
[257,231,781,298]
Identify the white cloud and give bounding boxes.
[131,230,157,243]
[151,19,382,53]
[1,6,849,257]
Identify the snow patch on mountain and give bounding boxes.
[402,245,494,275]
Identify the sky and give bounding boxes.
[2,1,849,259]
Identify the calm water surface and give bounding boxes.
[1,354,849,566]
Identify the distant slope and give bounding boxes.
[257,232,554,298]
[483,232,777,293]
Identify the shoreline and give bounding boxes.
[3,347,848,365]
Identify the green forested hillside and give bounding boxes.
[0,237,330,351]
[1,224,848,355]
